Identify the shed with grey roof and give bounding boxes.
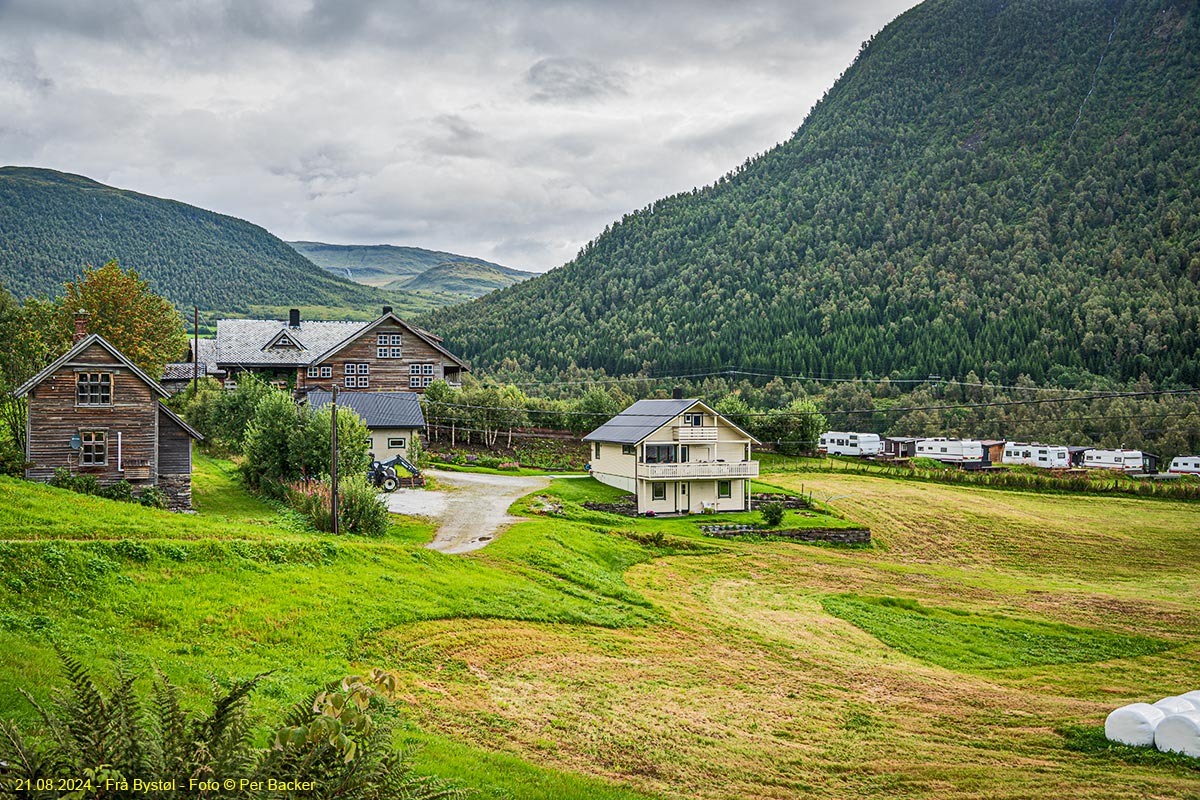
[306,390,425,462]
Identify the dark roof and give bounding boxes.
[306,390,425,430]
[158,403,204,440]
[583,398,760,445]
[161,362,210,381]
[14,334,168,399]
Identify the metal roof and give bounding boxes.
[583,398,703,444]
[305,390,425,430]
[158,402,204,440]
[14,334,169,399]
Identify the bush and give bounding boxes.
[0,652,467,800]
[138,485,168,509]
[759,501,785,527]
[49,467,98,496]
[286,475,387,536]
[96,479,134,503]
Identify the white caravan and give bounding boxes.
[1002,442,1070,468]
[1167,456,1200,475]
[1083,449,1146,472]
[915,437,984,464]
[819,431,882,457]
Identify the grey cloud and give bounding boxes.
[526,57,626,104]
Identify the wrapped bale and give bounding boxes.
[1154,711,1200,757]
[1181,690,1200,706]
[1105,703,1165,747]
[1153,696,1199,715]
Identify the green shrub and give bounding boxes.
[0,653,467,800]
[138,485,168,509]
[50,467,98,496]
[96,479,134,503]
[338,474,389,537]
[759,501,785,527]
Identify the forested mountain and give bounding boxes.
[0,168,385,312]
[425,0,1200,388]
[289,241,531,292]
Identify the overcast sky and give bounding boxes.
[0,0,918,273]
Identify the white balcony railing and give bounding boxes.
[673,425,719,442]
[640,460,759,480]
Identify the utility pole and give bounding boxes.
[192,306,199,396]
[331,385,340,535]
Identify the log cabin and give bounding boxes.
[14,324,203,510]
[193,307,468,393]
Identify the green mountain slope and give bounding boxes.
[0,167,386,312]
[425,0,1200,387]
[288,241,531,292]
[386,260,532,296]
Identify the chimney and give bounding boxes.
[288,308,300,328]
[672,386,683,400]
[73,309,89,344]
[382,306,393,315]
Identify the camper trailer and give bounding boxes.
[1082,449,1155,473]
[915,438,984,465]
[1002,442,1071,469]
[1167,456,1200,475]
[818,432,882,457]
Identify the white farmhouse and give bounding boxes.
[584,398,759,515]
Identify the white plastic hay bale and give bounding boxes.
[1154,711,1200,757]
[1105,703,1165,747]
[1153,696,1199,715]
[1180,690,1200,707]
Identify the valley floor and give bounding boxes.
[0,457,1197,798]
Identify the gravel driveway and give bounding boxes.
[385,469,553,554]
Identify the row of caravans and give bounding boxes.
[818,432,1193,474]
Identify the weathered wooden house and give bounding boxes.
[14,329,203,510]
[194,307,468,393]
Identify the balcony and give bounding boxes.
[641,460,759,480]
[673,425,718,443]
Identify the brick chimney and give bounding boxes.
[73,310,89,344]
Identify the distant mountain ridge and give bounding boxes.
[424,0,1200,387]
[288,241,533,299]
[0,166,386,312]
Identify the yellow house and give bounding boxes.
[583,398,759,515]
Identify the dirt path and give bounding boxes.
[385,469,552,554]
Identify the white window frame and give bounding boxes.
[320,366,332,378]
[422,364,434,376]
[390,334,403,345]
[358,376,369,389]
[377,347,389,359]
[388,437,406,449]
[345,363,356,375]
[409,376,420,388]
[390,347,403,358]
[377,334,388,346]
[358,363,369,375]
[345,376,357,388]
[307,366,319,378]
[410,364,421,374]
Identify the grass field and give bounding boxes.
[1,456,1198,797]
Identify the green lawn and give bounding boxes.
[2,457,1199,798]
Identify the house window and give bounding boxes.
[320,366,332,378]
[409,376,420,388]
[358,376,369,389]
[358,363,369,375]
[594,442,601,458]
[307,366,319,378]
[717,480,732,498]
[80,431,107,465]
[644,444,675,464]
[680,483,687,496]
[345,376,358,388]
[390,347,403,358]
[423,364,434,375]
[377,334,388,346]
[683,413,702,426]
[622,445,635,456]
[76,373,112,405]
[409,364,421,374]
[388,437,406,449]
[651,482,666,501]
[346,363,356,375]
[390,334,403,345]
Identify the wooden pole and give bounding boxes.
[192,306,199,396]
[331,384,340,535]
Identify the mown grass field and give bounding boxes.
[1,455,1198,798]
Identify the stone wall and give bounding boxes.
[157,473,193,511]
[701,526,871,544]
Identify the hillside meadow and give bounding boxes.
[0,456,1197,798]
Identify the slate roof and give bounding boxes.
[14,334,169,399]
[583,398,702,444]
[211,319,363,367]
[161,362,210,382]
[306,390,425,430]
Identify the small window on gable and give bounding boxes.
[388,437,406,449]
[378,347,389,359]
[390,334,403,345]
[76,372,112,405]
[378,334,388,346]
[390,347,403,358]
